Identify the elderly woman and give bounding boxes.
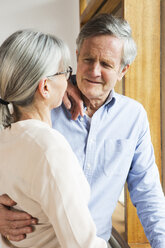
[0,30,106,248]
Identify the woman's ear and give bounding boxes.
[76,50,79,61]
[38,79,49,99]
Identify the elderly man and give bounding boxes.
[0,14,165,248]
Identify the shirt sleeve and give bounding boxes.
[30,133,107,248]
[127,108,165,248]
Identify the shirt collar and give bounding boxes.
[103,89,116,111]
[105,89,115,104]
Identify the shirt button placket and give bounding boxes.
[84,120,97,184]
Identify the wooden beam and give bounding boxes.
[123,0,161,245]
[80,0,103,26]
[98,0,121,15]
[80,0,121,26]
[79,0,87,16]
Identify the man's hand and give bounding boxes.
[63,80,84,120]
[0,194,37,241]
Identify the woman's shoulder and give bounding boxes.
[18,119,70,149]
[8,119,69,154]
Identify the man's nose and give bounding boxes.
[90,62,101,76]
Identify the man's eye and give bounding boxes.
[83,58,93,63]
[101,62,113,68]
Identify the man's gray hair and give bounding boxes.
[76,13,137,70]
[0,29,70,128]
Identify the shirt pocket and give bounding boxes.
[103,139,134,177]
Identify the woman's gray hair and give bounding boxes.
[0,29,70,129]
[76,13,137,71]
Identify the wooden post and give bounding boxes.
[123,0,161,246]
[162,0,165,193]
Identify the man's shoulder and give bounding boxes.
[51,104,72,130]
[51,104,70,118]
[114,92,145,111]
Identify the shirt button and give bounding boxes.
[90,139,95,144]
[80,117,84,121]
[87,163,91,169]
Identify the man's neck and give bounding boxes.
[82,95,107,118]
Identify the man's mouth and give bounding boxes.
[84,78,102,84]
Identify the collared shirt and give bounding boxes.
[51,90,165,248]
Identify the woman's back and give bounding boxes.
[0,119,93,248]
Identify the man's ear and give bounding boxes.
[38,79,49,99]
[76,50,79,61]
[118,64,129,81]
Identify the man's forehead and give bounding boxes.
[82,34,122,44]
[80,35,123,61]
[81,35,123,50]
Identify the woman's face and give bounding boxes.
[47,70,68,109]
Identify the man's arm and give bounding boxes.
[127,108,165,248]
[63,79,84,120]
[0,194,37,241]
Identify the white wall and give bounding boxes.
[0,0,80,73]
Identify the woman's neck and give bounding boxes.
[16,102,52,127]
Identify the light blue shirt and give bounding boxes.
[51,90,165,248]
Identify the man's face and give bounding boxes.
[76,35,128,104]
